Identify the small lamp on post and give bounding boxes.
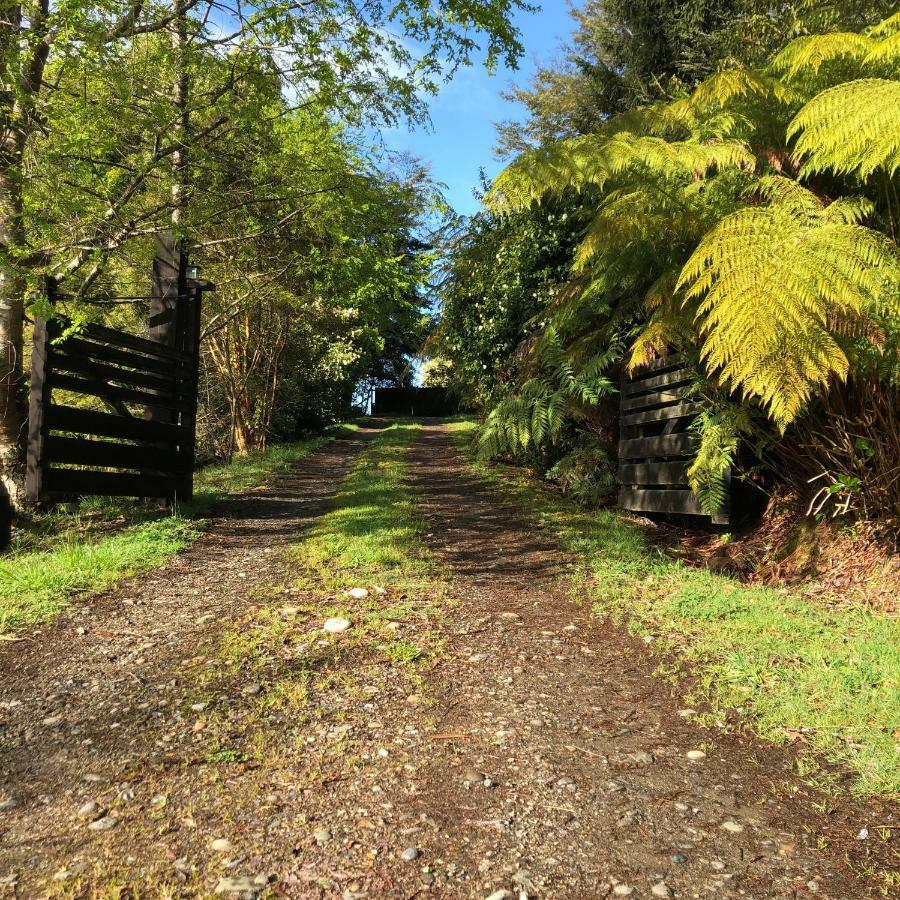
[186,263,202,283]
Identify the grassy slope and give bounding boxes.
[449,419,899,798]
[0,429,354,633]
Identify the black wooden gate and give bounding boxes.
[618,356,730,525]
[26,238,208,504]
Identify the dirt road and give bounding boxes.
[0,422,892,898]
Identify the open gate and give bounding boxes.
[26,236,211,504]
[618,355,730,525]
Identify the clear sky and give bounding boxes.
[377,1,575,217]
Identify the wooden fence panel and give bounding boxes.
[617,355,729,524]
[26,298,202,503]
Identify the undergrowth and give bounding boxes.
[0,426,356,633]
[449,419,900,798]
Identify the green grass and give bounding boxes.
[188,422,442,769]
[449,419,900,798]
[0,427,356,633]
[297,422,436,593]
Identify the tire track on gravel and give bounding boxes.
[404,420,885,899]
[0,423,383,888]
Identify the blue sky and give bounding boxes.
[378,1,575,216]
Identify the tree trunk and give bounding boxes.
[170,0,189,230]
[0,142,27,511]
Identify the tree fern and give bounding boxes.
[788,79,900,177]
[487,133,753,213]
[678,177,900,429]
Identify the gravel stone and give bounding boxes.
[323,617,352,634]
[215,876,264,894]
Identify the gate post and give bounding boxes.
[25,277,57,503]
[175,280,209,502]
[148,232,186,431]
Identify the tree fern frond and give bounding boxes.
[487,132,753,215]
[691,69,799,110]
[827,308,886,347]
[821,195,876,225]
[753,174,823,216]
[678,183,900,428]
[687,406,751,515]
[864,29,900,65]
[643,269,678,312]
[626,318,678,374]
[867,11,900,39]
[772,32,871,78]
[788,78,900,178]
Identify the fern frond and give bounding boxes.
[788,78,900,178]
[864,29,900,65]
[678,181,900,428]
[487,132,753,214]
[772,32,871,78]
[687,406,751,515]
[626,318,678,374]
[691,69,799,110]
[867,11,900,39]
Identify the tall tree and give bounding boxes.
[0,0,531,506]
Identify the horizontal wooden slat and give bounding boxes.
[44,436,189,473]
[629,354,685,375]
[42,468,178,498]
[621,385,692,412]
[618,432,696,460]
[622,400,700,426]
[618,461,690,486]
[624,366,693,395]
[46,405,188,445]
[49,373,189,412]
[49,352,190,395]
[55,337,189,377]
[618,487,705,516]
[81,322,192,365]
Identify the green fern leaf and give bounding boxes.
[788,78,900,178]
[678,178,900,428]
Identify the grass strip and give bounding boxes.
[0,427,355,633]
[193,422,442,765]
[296,421,435,593]
[449,419,900,798]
